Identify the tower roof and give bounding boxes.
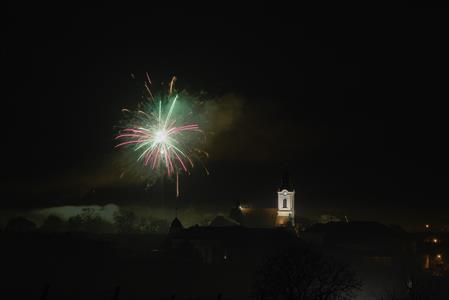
[169,217,184,234]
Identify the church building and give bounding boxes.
[166,173,299,264]
[229,173,296,228]
[275,173,295,227]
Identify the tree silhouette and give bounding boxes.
[149,219,169,233]
[40,215,65,232]
[5,216,36,232]
[252,244,361,300]
[65,208,113,233]
[113,209,137,233]
[67,214,84,232]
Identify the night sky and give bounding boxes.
[4,3,448,229]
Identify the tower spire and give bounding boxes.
[280,171,291,190]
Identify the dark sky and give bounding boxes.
[4,2,448,229]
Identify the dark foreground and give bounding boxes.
[1,224,448,300]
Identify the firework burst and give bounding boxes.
[115,75,208,195]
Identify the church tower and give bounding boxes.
[276,172,295,227]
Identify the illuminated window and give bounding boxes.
[283,198,287,208]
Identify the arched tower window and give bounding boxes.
[283,198,287,208]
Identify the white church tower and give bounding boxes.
[276,173,295,227]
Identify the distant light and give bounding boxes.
[238,205,243,210]
[425,224,430,229]
[432,238,438,244]
[224,255,227,260]
[436,254,442,259]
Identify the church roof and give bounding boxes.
[240,208,277,228]
[209,215,240,227]
[306,221,407,243]
[303,222,409,256]
[174,225,296,243]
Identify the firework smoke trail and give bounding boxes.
[169,76,177,95]
[115,75,207,196]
